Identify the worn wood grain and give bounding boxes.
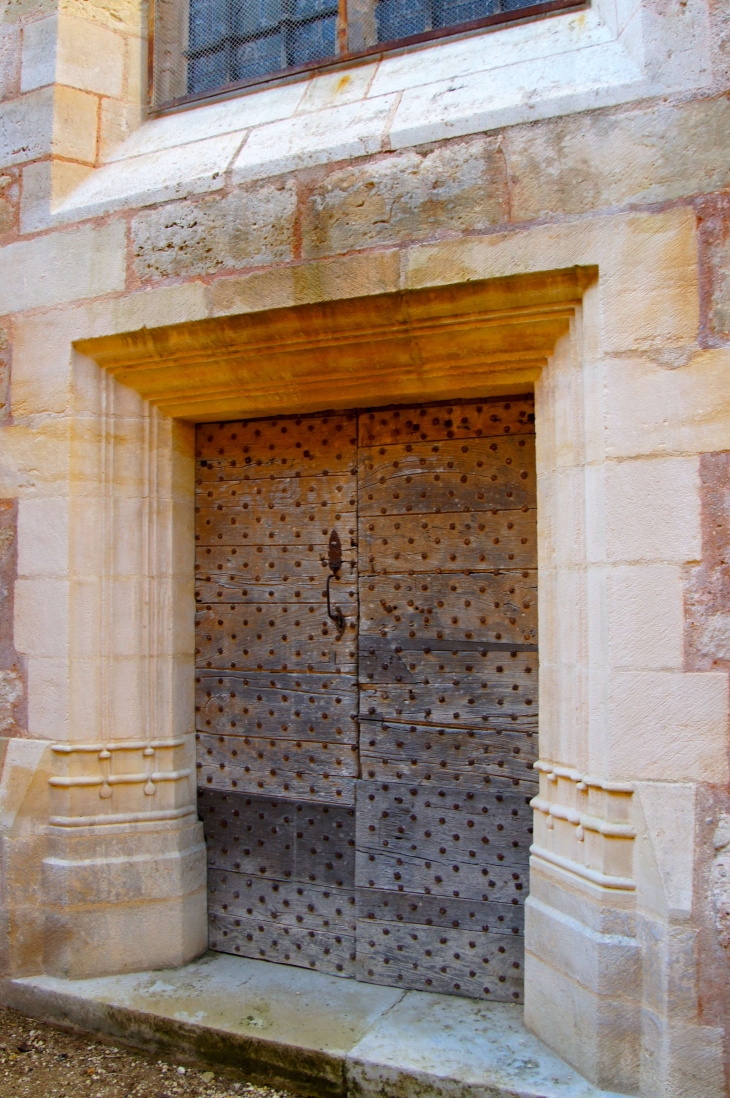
[359,680,536,726]
[200,473,356,508]
[196,545,355,587]
[195,673,358,743]
[358,399,535,447]
[196,507,357,546]
[208,869,356,932]
[356,920,523,1000]
[199,761,357,806]
[209,912,357,976]
[358,572,536,646]
[196,605,357,672]
[360,511,536,574]
[197,732,359,779]
[197,413,358,475]
[357,887,524,935]
[359,436,535,515]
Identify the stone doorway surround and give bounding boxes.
[2,212,728,1098]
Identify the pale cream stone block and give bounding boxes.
[604,456,701,564]
[107,656,146,738]
[17,497,69,577]
[15,579,69,657]
[0,420,72,496]
[404,209,698,354]
[98,96,138,163]
[298,63,378,113]
[369,7,615,98]
[55,131,243,221]
[604,349,730,458]
[20,14,57,91]
[606,670,729,783]
[231,94,396,183]
[106,81,304,162]
[109,575,145,657]
[0,86,54,166]
[57,15,124,97]
[606,564,684,670]
[0,24,21,101]
[0,222,126,314]
[389,40,641,150]
[51,84,98,163]
[83,282,209,343]
[20,157,93,234]
[26,657,69,741]
[635,782,695,919]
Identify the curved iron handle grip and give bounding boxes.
[326,529,346,640]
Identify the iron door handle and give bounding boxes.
[326,529,346,640]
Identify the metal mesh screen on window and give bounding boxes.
[151,0,570,109]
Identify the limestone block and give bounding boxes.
[524,951,640,1092]
[606,670,729,783]
[640,1010,725,1098]
[0,25,20,101]
[20,158,93,233]
[14,579,69,658]
[526,895,640,997]
[57,15,125,97]
[369,6,617,98]
[684,451,730,673]
[606,564,684,671]
[404,209,699,353]
[131,182,297,281]
[698,196,730,343]
[56,131,244,220]
[301,138,508,258]
[0,86,53,167]
[0,222,126,314]
[20,14,56,91]
[17,497,68,578]
[107,81,304,162]
[507,96,730,219]
[604,456,701,563]
[298,63,378,113]
[231,94,396,183]
[58,0,146,34]
[51,84,98,163]
[0,167,17,237]
[604,351,730,459]
[635,783,696,919]
[26,657,69,741]
[389,40,641,150]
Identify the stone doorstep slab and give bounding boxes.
[0,953,627,1098]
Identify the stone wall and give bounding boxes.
[0,0,728,1094]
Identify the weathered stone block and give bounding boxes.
[131,183,297,281]
[507,96,730,220]
[0,168,18,236]
[0,24,20,100]
[685,451,730,673]
[698,195,730,345]
[301,137,508,257]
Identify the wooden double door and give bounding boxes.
[195,396,538,1002]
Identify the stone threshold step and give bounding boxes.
[0,953,627,1098]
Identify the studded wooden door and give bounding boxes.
[195,398,538,1002]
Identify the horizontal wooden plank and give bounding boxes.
[196,605,357,673]
[208,869,356,932]
[201,473,356,508]
[359,640,538,689]
[355,848,527,904]
[196,545,355,586]
[197,732,359,779]
[199,763,357,806]
[356,782,533,868]
[359,572,536,647]
[360,721,537,785]
[200,788,356,882]
[197,512,358,547]
[356,887,524,936]
[360,510,536,574]
[195,675,358,743]
[196,413,358,477]
[358,399,535,447]
[209,912,356,976]
[359,679,537,726]
[359,436,535,516]
[356,920,523,1001]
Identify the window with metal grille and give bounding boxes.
[150,0,583,111]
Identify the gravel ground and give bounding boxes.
[0,1006,295,1098]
